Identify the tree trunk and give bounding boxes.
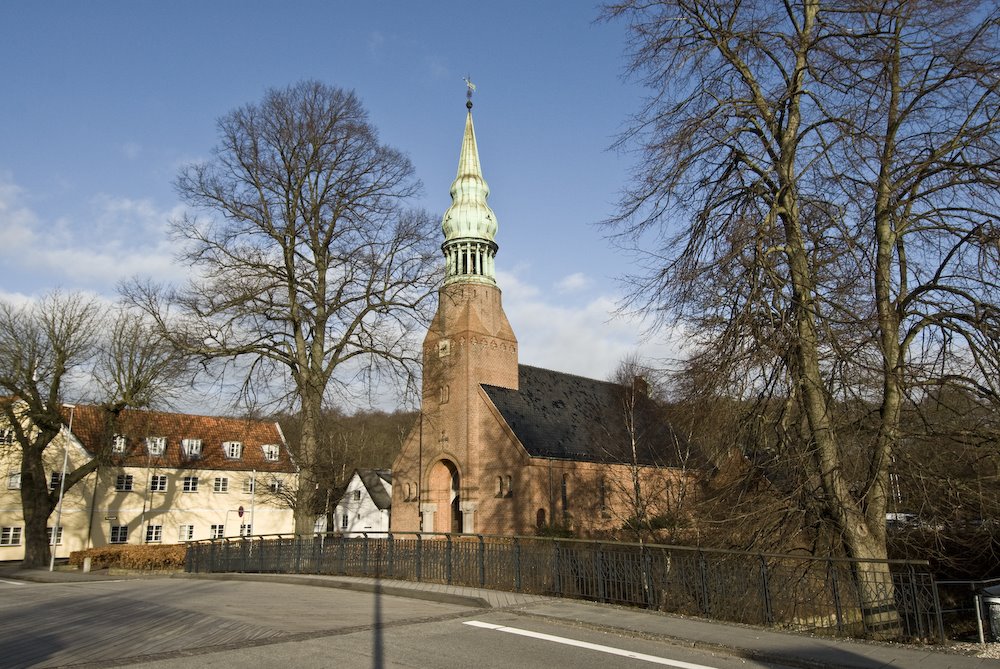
[20,455,55,568]
[293,388,323,535]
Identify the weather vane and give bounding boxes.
[463,76,476,109]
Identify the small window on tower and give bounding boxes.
[438,340,451,358]
[440,385,450,404]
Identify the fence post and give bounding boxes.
[554,540,562,596]
[928,572,947,644]
[416,533,422,582]
[241,537,248,573]
[478,535,486,587]
[514,537,522,592]
[596,544,606,603]
[830,558,844,634]
[642,545,655,609]
[209,540,217,572]
[387,533,395,579]
[338,534,347,575]
[446,534,453,584]
[759,554,773,624]
[698,550,710,616]
[362,534,370,575]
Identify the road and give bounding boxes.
[0,577,796,669]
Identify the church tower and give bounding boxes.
[390,90,518,534]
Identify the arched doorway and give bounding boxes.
[428,459,462,533]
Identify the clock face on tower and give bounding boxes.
[438,339,451,357]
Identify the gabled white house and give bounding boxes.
[334,469,391,536]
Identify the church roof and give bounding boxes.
[482,365,705,468]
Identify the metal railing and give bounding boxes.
[935,576,1000,643]
[185,532,944,642]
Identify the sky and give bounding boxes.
[0,1,683,411]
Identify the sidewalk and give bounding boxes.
[3,564,997,668]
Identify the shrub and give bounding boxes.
[69,544,186,570]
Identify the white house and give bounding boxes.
[334,469,391,536]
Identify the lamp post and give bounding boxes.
[49,403,75,572]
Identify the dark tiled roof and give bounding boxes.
[62,405,295,473]
[482,365,705,468]
[357,469,392,510]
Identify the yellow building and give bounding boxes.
[1,404,297,560]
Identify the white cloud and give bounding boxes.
[0,175,187,298]
[121,142,142,160]
[368,31,385,58]
[499,273,686,383]
[554,271,590,293]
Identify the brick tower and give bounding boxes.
[390,90,518,533]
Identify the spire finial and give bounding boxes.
[463,76,476,109]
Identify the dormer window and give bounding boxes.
[182,438,203,459]
[223,441,243,459]
[262,444,279,462]
[111,435,126,454]
[146,437,166,456]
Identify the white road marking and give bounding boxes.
[0,579,26,585]
[464,620,721,669]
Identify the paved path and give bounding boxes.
[1,565,997,668]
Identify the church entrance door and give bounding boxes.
[428,459,461,533]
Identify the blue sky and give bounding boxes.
[1,1,682,406]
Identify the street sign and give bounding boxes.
[104,515,117,521]
[237,505,244,518]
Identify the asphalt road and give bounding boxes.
[0,577,796,669]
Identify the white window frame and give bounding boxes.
[49,472,63,492]
[352,489,362,501]
[268,480,283,494]
[6,472,21,490]
[145,524,162,543]
[210,524,225,539]
[181,438,202,458]
[262,444,280,461]
[110,525,128,544]
[115,474,134,492]
[111,435,127,454]
[178,524,194,541]
[150,474,167,492]
[146,436,166,456]
[213,477,229,493]
[182,476,198,492]
[239,523,252,537]
[1,526,23,545]
[341,514,349,530]
[242,478,256,494]
[46,526,63,545]
[223,441,243,459]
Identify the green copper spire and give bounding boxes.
[441,81,498,286]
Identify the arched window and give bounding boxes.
[536,508,546,528]
[496,476,504,497]
[505,475,513,497]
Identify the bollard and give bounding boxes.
[83,556,92,573]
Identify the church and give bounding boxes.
[389,95,706,537]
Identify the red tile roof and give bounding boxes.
[62,405,296,473]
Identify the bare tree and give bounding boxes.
[0,294,189,566]
[603,0,1000,630]
[126,81,439,533]
[601,356,697,543]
